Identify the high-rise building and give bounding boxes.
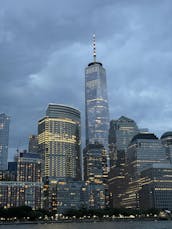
[84,36,109,209]
[0,113,10,170]
[28,135,38,153]
[108,150,126,208]
[83,143,108,184]
[161,131,172,163]
[127,133,167,177]
[85,35,109,152]
[38,104,81,181]
[139,163,172,210]
[109,116,139,167]
[122,133,168,208]
[108,116,139,208]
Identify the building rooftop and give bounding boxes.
[131,133,158,143]
[161,131,172,139]
[88,61,102,67]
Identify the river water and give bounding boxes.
[0,221,172,229]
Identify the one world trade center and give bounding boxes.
[85,35,109,155]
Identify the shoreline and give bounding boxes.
[0,217,169,226]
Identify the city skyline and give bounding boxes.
[0,1,172,160]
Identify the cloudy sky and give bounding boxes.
[0,0,172,160]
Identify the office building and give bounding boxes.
[109,116,139,167]
[127,133,167,177]
[83,143,108,184]
[43,178,107,212]
[108,116,139,207]
[108,150,126,208]
[38,104,81,181]
[122,133,168,208]
[0,151,43,209]
[0,113,10,170]
[85,35,109,153]
[15,151,42,182]
[44,179,88,213]
[139,163,172,210]
[87,182,106,209]
[161,131,172,163]
[28,135,38,153]
[0,181,42,210]
[83,143,108,208]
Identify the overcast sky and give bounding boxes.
[0,0,172,160]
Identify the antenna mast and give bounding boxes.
[93,34,96,62]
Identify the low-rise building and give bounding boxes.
[0,181,42,209]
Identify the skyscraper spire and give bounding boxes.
[93,34,96,62]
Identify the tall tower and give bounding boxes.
[0,113,10,170]
[38,104,81,181]
[85,35,109,152]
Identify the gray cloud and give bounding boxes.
[0,0,172,159]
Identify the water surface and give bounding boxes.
[1,221,172,229]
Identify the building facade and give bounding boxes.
[85,36,109,153]
[139,163,172,210]
[43,178,107,213]
[127,133,167,178]
[161,131,172,163]
[122,133,168,208]
[86,182,106,209]
[83,143,108,184]
[0,113,10,170]
[15,151,42,182]
[0,181,42,210]
[108,116,139,208]
[38,104,81,181]
[44,179,88,213]
[109,116,139,167]
[0,151,43,210]
[83,143,108,208]
[28,135,38,153]
[108,151,126,208]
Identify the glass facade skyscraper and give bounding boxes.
[108,116,138,208]
[109,116,139,167]
[122,133,168,208]
[109,116,139,152]
[0,113,10,170]
[139,163,172,210]
[85,37,109,152]
[127,133,167,178]
[161,131,172,163]
[38,104,81,180]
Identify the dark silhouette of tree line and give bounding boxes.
[64,207,160,218]
[0,206,50,221]
[0,206,162,221]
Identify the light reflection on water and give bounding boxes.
[1,221,172,229]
